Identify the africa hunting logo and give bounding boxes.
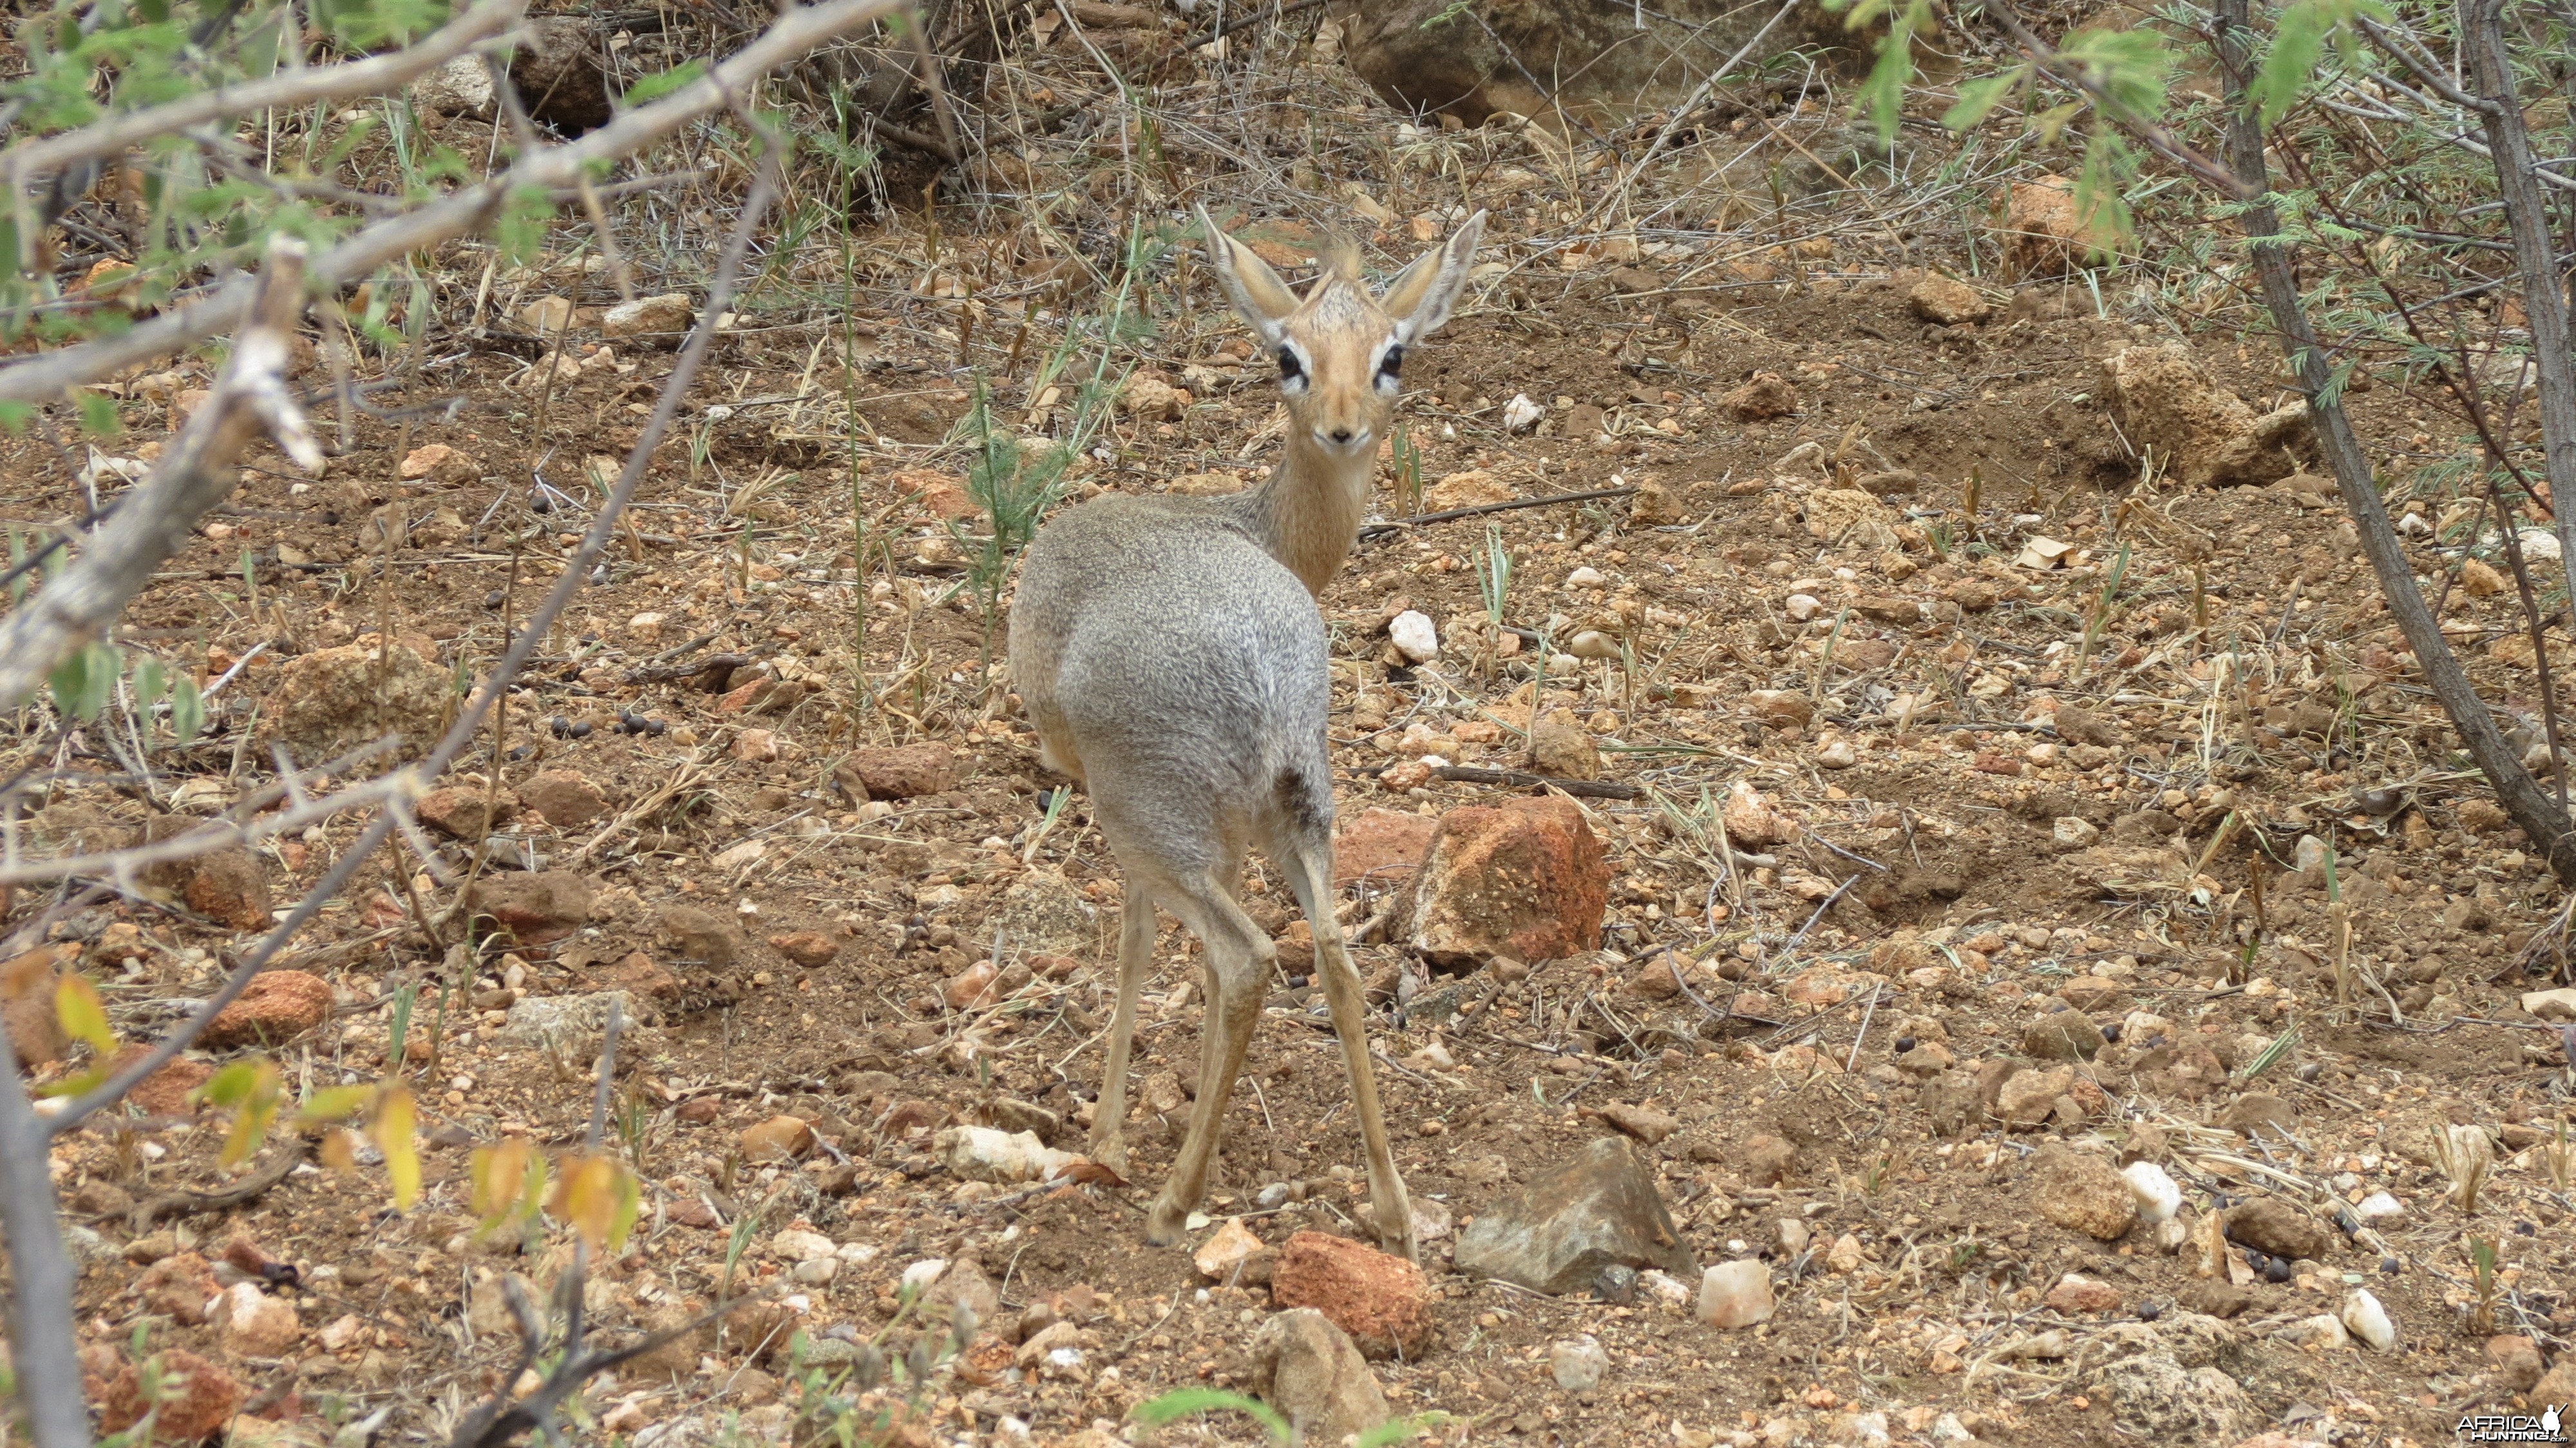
[2458,1404,2566,1443]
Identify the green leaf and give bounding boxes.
[620,59,706,108]
[1943,66,2029,131]
[496,186,557,266]
[0,401,33,434]
[196,1060,267,1110]
[76,390,121,438]
[133,656,167,707]
[1129,1388,1291,1442]
[2253,0,2385,124]
[50,643,118,721]
[170,676,204,744]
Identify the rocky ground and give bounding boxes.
[8,7,2576,1448]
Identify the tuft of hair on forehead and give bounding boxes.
[1312,231,1363,285]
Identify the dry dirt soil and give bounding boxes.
[7,15,2576,1448]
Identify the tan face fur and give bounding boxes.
[1197,205,1486,461]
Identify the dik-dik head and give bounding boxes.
[1198,205,1486,460]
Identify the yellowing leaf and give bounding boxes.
[375,1085,419,1209]
[548,1153,627,1253]
[298,1084,377,1123]
[472,1138,538,1234]
[215,1060,282,1168]
[607,1162,641,1254]
[53,973,112,1057]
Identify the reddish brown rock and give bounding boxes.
[1719,372,1799,422]
[138,817,272,931]
[111,1044,213,1114]
[98,1350,242,1440]
[740,1115,815,1161]
[416,785,519,841]
[944,960,1000,1011]
[846,744,961,799]
[518,770,608,830]
[2485,1333,2544,1393]
[592,951,685,1004]
[200,971,332,1050]
[768,931,840,969]
[399,443,478,484]
[1270,1230,1435,1360]
[656,904,741,968]
[1,944,71,1069]
[466,871,596,947]
[1332,807,1439,888]
[2003,173,2087,278]
[714,676,807,716]
[138,1252,220,1325]
[1409,795,1610,966]
[2045,1272,2121,1314]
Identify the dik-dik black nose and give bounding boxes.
[1329,427,1354,443]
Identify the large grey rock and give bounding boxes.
[2093,1357,2254,1443]
[502,991,632,1051]
[989,868,1100,958]
[1249,1308,1388,1447]
[2083,1314,2252,1445]
[1454,1136,1696,1294]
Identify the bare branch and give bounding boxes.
[0,740,398,887]
[0,0,527,184]
[0,1019,87,1448]
[2353,16,2496,116]
[49,80,788,1139]
[0,0,909,406]
[0,235,319,713]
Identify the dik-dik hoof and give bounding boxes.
[1144,1194,1191,1246]
[1087,1131,1130,1177]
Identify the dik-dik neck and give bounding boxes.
[1234,433,1374,597]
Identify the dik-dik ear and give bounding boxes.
[1198,204,1300,346]
[1379,209,1487,344]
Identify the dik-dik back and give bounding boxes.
[1003,206,1484,1255]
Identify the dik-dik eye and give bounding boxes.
[1375,344,1405,390]
[1276,347,1305,388]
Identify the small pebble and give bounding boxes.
[2100,1021,2123,1043]
[2295,1061,2322,1081]
[482,589,506,609]
[1893,1035,1917,1054]
[1595,1264,1638,1305]
[2135,1299,2164,1321]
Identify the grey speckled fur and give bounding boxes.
[1011,491,1333,875]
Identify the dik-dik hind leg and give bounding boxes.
[1144,879,1271,1246]
[1280,843,1415,1261]
[1086,889,1157,1177]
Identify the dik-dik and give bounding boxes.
[1008,207,1485,1257]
